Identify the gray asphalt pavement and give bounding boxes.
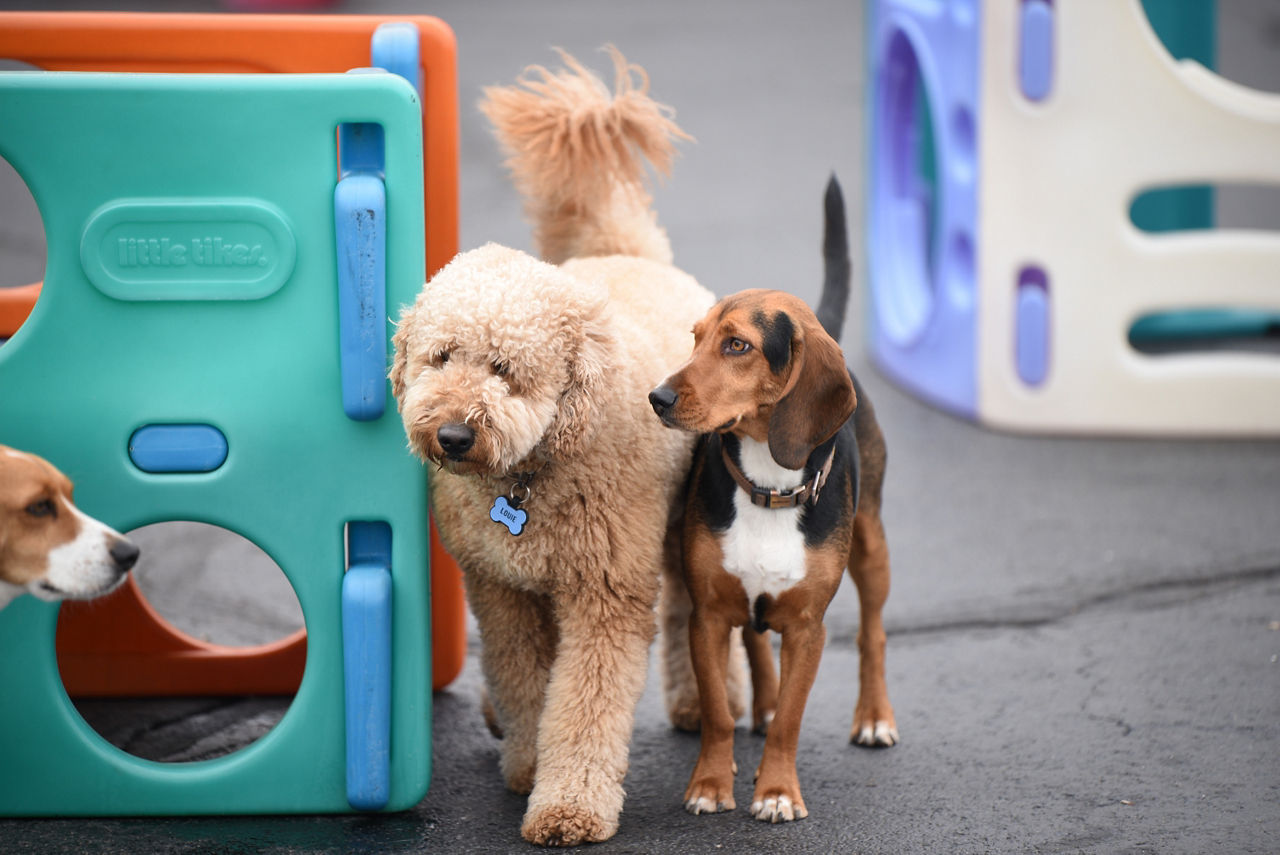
[1,1,1278,853]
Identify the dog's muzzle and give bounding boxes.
[437,422,476,460]
[648,384,678,424]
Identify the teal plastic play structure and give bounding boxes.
[0,69,431,814]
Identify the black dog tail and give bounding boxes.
[816,173,852,343]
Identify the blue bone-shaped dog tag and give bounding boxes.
[489,496,528,536]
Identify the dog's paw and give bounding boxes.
[851,718,899,748]
[852,693,898,747]
[667,700,702,733]
[499,744,537,795]
[749,791,808,824]
[683,774,736,815]
[502,764,535,796]
[727,687,748,724]
[521,802,615,847]
[751,708,774,735]
[481,692,504,739]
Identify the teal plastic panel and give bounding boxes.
[0,71,430,816]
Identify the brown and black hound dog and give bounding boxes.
[649,177,896,823]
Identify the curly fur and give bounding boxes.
[392,49,725,846]
[479,45,691,265]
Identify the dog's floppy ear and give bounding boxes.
[767,320,856,470]
[544,303,614,461]
[389,304,417,407]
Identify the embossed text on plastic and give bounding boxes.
[81,199,296,301]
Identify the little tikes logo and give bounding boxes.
[82,198,296,301]
[116,236,271,269]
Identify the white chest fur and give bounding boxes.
[720,437,808,603]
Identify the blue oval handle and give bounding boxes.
[129,424,228,473]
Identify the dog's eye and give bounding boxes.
[491,360,510,377]
[25,498,56,519]
[724,338,752,355]
[430,351,451,368]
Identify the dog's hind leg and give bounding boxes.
[847,508,899,747]
[480,689,503,739]
[466,572,559,794]
[743,626,778,734]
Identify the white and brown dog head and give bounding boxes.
[0,446,139,610]
[391,243,614,476]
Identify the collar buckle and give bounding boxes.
[751,485,803,509]
[724,441,833,511]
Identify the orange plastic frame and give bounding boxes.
[0,283,40,334]
[0,12,465,694]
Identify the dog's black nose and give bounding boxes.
[438,422,476,458]
[648,385,678,417]
[110,539,140,572]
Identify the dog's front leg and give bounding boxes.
[749,616,825,823]
[520,589,655,846]
[661,520,751,732]
[465,572,558,794]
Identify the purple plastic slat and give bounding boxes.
[1016,266,1050,386]
[1019,0,1055,102]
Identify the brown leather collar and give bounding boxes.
[720,442,835,509]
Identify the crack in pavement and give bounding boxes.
[871,563,1280,643]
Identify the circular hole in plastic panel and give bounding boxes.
[0,147,46,344]
[872,27,941,346]
[60,522,303,763]
[127,522,303,647]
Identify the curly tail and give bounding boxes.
[480,46,691,265]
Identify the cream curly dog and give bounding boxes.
[392,50,719,846]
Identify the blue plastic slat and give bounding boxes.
[371,22,422,95]
[128,424,228,473]
[343,519,394,811]
[1019,0,1055,102]
[335,174,387,421]
[335,20,421,421]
